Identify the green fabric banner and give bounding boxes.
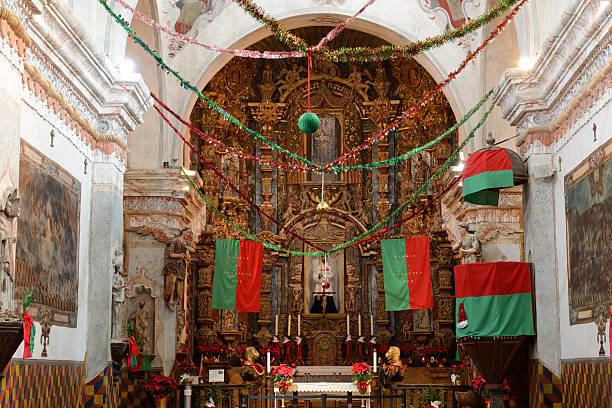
[456,293,534,338]
[212,239,239,310]
[382,239,411,311]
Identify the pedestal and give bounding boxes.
[460,337,526,408]
[110,340,129,383]
[0,320,23,381]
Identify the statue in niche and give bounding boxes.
[163,227,196,311]
[309,256,338,314]
[314,58,340,77]
[129,300,152,354]
[347,64,373,96]
[412,153,431,195]
[111,246,126,339]
[452,223,481,264]
[0,188,19,314]
[414,309,431,331]
[221,154,239,198]
[221,309,236,331]
[291,286,303,313]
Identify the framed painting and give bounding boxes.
[565,138,612,324]
[15,141,81,327]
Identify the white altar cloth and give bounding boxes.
[274,382,370,407]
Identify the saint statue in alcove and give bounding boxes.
[309,256,338,314]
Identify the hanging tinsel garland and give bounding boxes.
[233,0,525,62]
[181,102,496,256]
[99,0,523,170]
[116,0,523,62]
[152,87,492,173]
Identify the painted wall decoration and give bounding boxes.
[419,0,481,29]
[15,140,81,327]
[565,138,612,325]
[165,0,228,57]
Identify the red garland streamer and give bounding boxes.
[150,0,525,175]
[157,100,464,253]
[153,104,328,253]
[320,0,528,172]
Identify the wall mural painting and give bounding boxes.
[565,137,612,325]
[419,0,480,29]
[167,0,227,56]
[16,141,80,327]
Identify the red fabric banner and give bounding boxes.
[455,262,531,298]
[462,148,512,180]
[405,237,433,309]
[235,240,264,312]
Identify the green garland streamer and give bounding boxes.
[98,0,319,170]
[182,102,495,256]
[338,88,493,171]
[100,0,514,174]
[234,0,521,62]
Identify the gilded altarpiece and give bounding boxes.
[189,30,458,378]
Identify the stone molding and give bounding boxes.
[25,0,151,146]
[494,0,611,156]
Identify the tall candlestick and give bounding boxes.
[370,314,374,336]
[373,350,377,373]
[346,314,350,335]
[288,315,291,336]
[298,314,301,336]
[275,315,279,336]
[266,351,271,373]
[358,313,362,336]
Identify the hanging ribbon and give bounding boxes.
[22,311,34,359]
[285,341,292,362]
[368,341,375,361]
[273,340,281,360]
[296,341,303,364]
[307,49,313,110]
[357,340,364,360]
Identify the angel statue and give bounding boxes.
[240,346,265,381]
[383,346,404,379]
[452,223,481,264]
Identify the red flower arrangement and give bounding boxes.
[421,346,447,366]
[451,363,468,377]
[198,344,231,363]
[143,374,179,401]
[351,362,372,395]
[271,364,296,394]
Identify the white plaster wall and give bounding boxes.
[551,97,612,360]
[12,100,94,362]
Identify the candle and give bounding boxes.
[358,313,362,336]
[373,350,377,373]
[346,314,350,335]
[370,314,374,336]
[275,315,279,336]
[288,315,291,336]
[298,314,301,336]
[266,351,271,373]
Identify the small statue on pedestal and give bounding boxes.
[240,346,265,381]
[383,346,404,379]
[111,246,125,340]
[452,222,482,264]
[129,300,152,355]
[163,227,196,312]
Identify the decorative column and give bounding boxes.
[249,78,286,232]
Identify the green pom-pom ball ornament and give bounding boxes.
[298,112,320,134]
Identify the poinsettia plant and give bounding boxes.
[450,363,469,385]
[351,362,372,394]
[143,374,179,401]
[271,364,296,393]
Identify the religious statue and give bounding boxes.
[163,227,196,311]
[310,257,338,314]
[452,223,482,264]
[276,63,304,93]
[111,246,126,339]
[412,153,431,195]
[129,300,152,355]
[0,188,19,315]
[347,64,373,96]
[383,346,404,379]
[221,309,236,331]
[240,346,265,380]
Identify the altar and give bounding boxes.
[274,382,371,408]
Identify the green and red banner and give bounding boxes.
[462,148,514,206]
[212,239,264,312]
[455,262,534,338]
[382,237,432,311]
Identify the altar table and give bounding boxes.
[274,382,371,408]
